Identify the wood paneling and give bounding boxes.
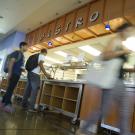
[38,25,49,43]
[80,85,102,120]
[88,23,110,35]
[51,39,61,46]
[33,28,41,45]
[124,0,135,16]
[88,0,104,26]
[125,15,135,25]
[104,103,119,127]
[64,33,82,42]
[74,5,89,31]
[124,0,135,26]
[28,32,35,46]
[55,36,70,44]
[105,91,135,130]
[80,86,135,132]
[105,18,127,32]
[104,0,124,21]
[26,0,135,52]
[74,29,95,39]
[46,21,56,40]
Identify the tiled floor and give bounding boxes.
[0,106,77,135]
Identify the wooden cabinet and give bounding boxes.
[80,84,135,133]
[40,81,83,119]
[80,84,102,120]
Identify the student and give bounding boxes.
[76,23,134,135]
[0,42,28,113]
[22,49,51,112]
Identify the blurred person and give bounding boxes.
[76,23,135,135]
[0,42,28,113]
[22,49,51,112]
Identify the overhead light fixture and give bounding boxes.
[122,37,135,51]
[79,45,101,56]
[32,47,37,51]
[55,51,68,57]
[46,56,62,64]
[48,41,53,47]
[55,51,78,61]
[105,24,111,31]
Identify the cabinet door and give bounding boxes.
[80,84,102,120]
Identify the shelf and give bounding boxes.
[44,93,52,96]
[43,84,53,95]
[52,95,64,99]
[41,95,51,105]
[0,79,8,90]
[64,87,79,100]
[52,85,65,98]
[51,97,63,109]
[64,98,77,102]
[62,100,76,113]
[17,82,22,87]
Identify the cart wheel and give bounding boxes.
[71,118,77,125]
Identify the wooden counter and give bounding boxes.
[80,84,135,133]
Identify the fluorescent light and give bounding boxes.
[32,47,37,51]
[55,51,78,61]
[122,37,135,51]
[79,45,101,56]
[46,56,62,64]
[55,51,68,57]
[72,57,78,62]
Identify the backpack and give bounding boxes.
[4,51,22,73]
[25,53,40,72]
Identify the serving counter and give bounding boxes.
[0,78,84,122]
[1,77,135,132]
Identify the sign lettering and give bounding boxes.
[75,17,84,28]
[55,25,62,35]
[65,22,72,32]
[90,11,99,22]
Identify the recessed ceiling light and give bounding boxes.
[55,13,59,16]
[78,0,82,4]
[55,51,68,57]
[55,51,78,61]
[46,56,62,64]
[79,45,101,56]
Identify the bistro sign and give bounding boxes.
[26,0,134,47]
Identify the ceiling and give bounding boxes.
[0,0,94,39]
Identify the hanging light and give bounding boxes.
[48,41,53,47]
[105,23,111,31]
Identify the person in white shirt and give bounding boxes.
[22,49,50,112]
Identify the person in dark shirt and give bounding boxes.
[0,42,28,113]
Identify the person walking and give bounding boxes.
[0,42,28,113]
[76,23,135,135]
[22,49,51,112]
